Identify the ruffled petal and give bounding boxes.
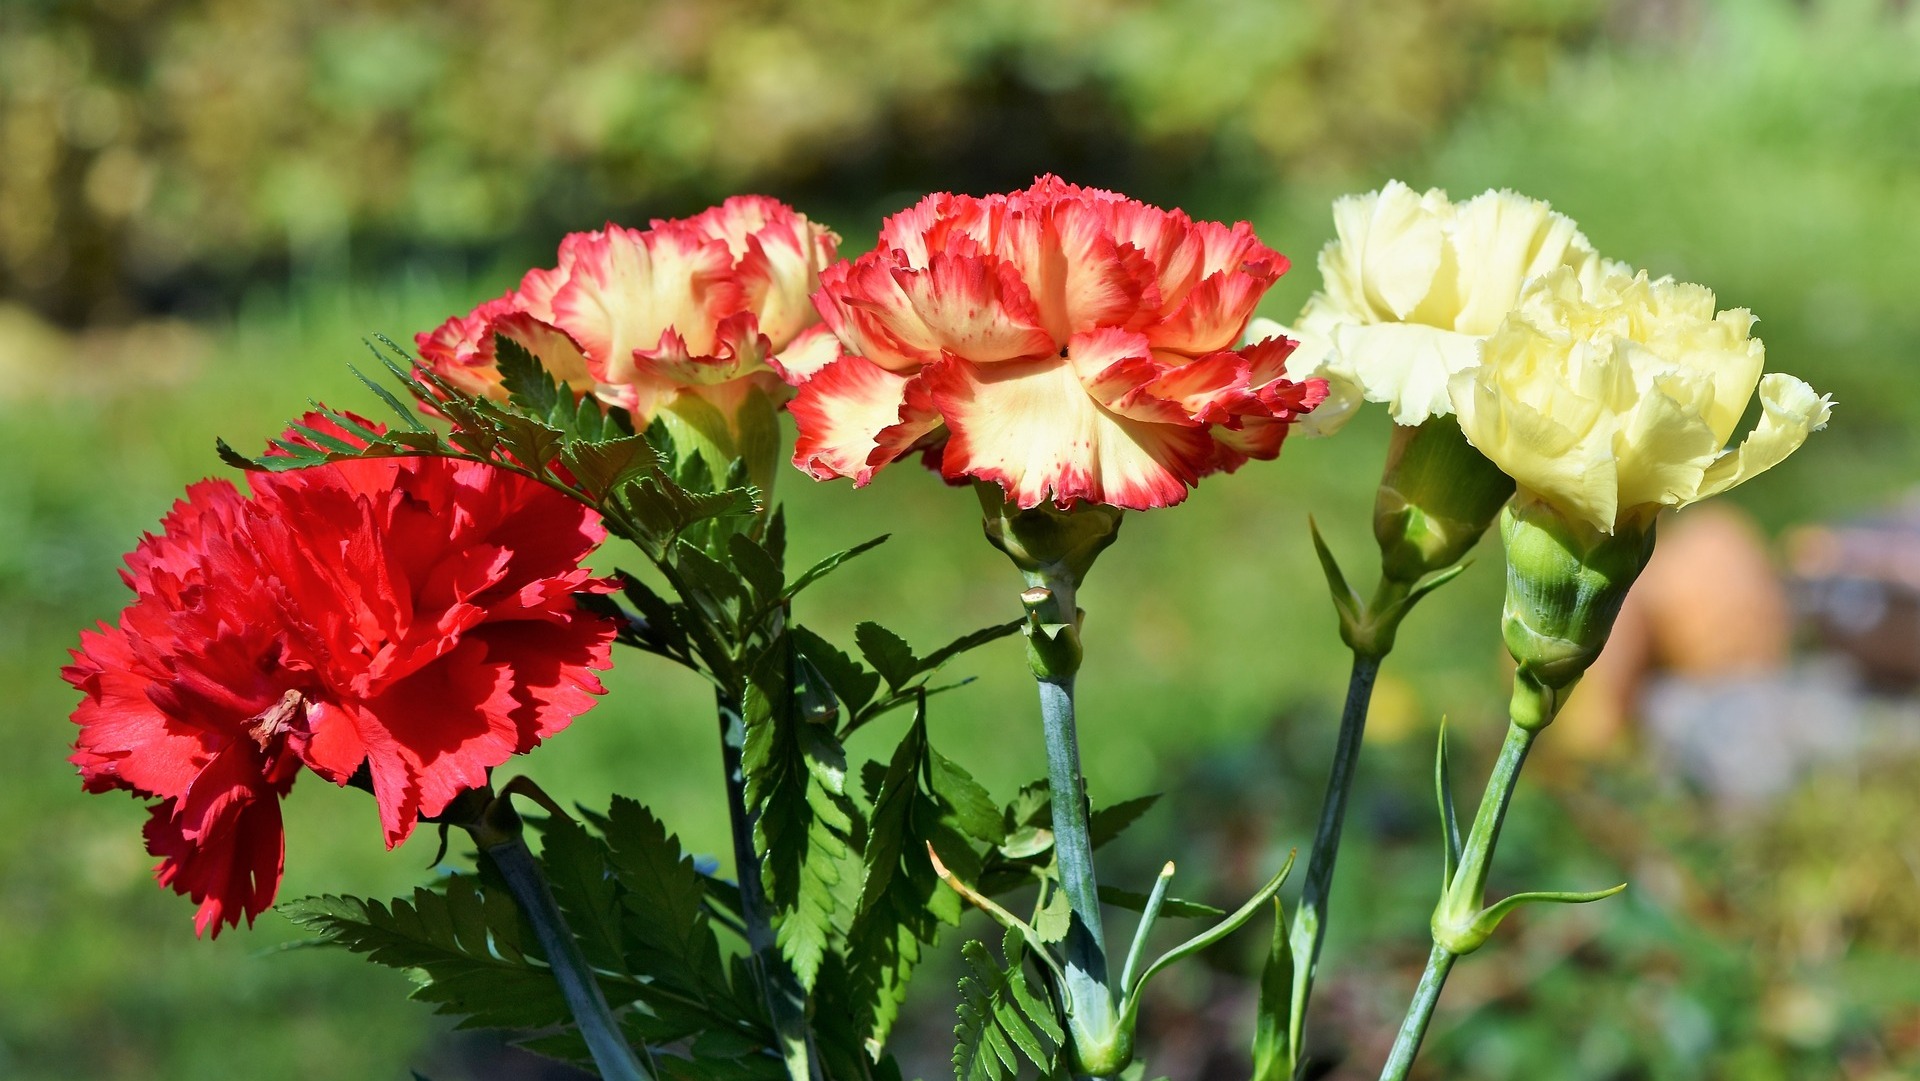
[1142,268,1272,356]
[1696,373,1833,500]
[926,357,1214,510]
[789,355,937,484]
[889,252,1057,363]
[769,323,844,384]
[549,224,741,386]
[1331,321,1483,426]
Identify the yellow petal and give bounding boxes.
[1696,373,1834,499]
[1331,322,1482,426]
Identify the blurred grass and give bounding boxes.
[2,1,1918,1078]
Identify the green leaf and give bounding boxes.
[601,796,732,1006]
[953,932,1063,1081]
[855,622,918,691]
[1249,897,1292,1081]
[916,619,1023,675]
[1098,884,1225,920]
[728,532,786,608]
[1436,717,1462,892]
[930,746,1005,845]
[533,813,628,976]
[783,535,889,599]
[1089,794,1162,850]
[496,337,567,423]
[280,882,572,1031]
[742,637,859,991]
[1120,851,1297,1029]
[791,627,881,718]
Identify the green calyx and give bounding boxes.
[1498,494,1657,730]
[977,484,1124,680]
[1374,419,1515,588]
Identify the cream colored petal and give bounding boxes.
[1448,190,1597,335]
[1331,322,1481,425]
[1320,181,1445,322]
[1695,373,1833,500]
[1454,365,1619,533]
[1611,368,1725,515]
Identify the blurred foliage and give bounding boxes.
[0,0,1600,323]
[4,0,1920,1078]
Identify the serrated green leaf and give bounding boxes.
[790,627,882,718]
[534,813,628,976]
[728,532,786,607]
[602,796,731,1005]
[280,882,571,1031]
[1030,880,1070,944]
[563,435,659,500]
[742,639,858,993]
[1089,794,1161,850]
[855,622,918,690]
[917,619,1023,675]
[930,746,1005,845]
[953,933,1062,1081]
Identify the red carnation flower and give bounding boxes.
[786,176,1328,510]
[66,418,617,934]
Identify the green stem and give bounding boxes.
[1377,944,1457,1081]
[715,690,817,1081]
[1378,721,1538,1080]
[1038,670,1121,1067]
[1284,650,1382,1074]
[1443,723,1536,923]
[472,831,652,1081]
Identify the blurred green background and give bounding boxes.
[3,0,1918,1078]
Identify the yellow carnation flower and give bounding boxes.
[1297,181,1613,429]
[1452,266,1833,535]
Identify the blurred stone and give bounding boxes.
[1788,490,1920,691]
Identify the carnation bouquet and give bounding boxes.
[65,177,1829,1080]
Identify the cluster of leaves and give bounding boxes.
[235,342,1176,1079]
[286,799,783,1079]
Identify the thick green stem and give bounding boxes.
[473,831,652,1081]
[1378,721,1539,1079]
[1284,650,1382,1074]
[1377,944,1457,1081]
[715,691,817,1081]
[1038,670,1122,1073]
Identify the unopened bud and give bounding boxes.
[1374,419,1515,585]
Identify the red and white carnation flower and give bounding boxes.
[65,416,617,934]
[416,196,841,431]
[786,176,1326,510]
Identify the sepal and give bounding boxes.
[1499,493,1657,728]
[1311,518,1468,658]
[1431,881,1627,956]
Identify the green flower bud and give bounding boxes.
[1499,494,1656,729]
[1374,419,1516,586]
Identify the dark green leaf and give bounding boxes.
[1089,794,1161,850]
[953,932,1062,1081]
[854,622,918,691]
